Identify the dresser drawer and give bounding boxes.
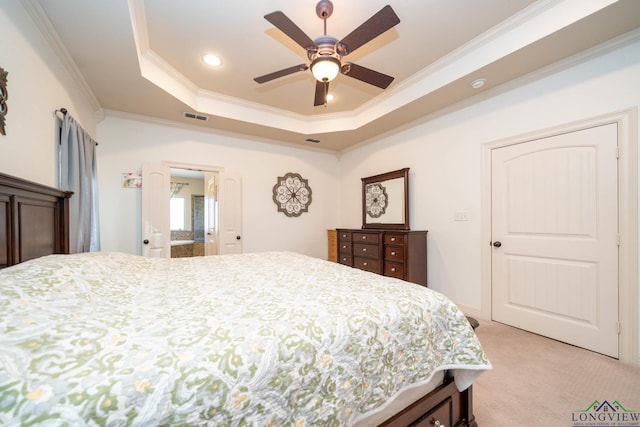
[338,240,352,253]
[338,253,352,266]
[353,232,380,244]
[354,256,381,273]
[384,233,405,245]
[354,243,379,259]
[384,245,404,261]
[338,231,352,241]
[384,261,404,279]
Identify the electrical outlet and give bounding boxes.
[454,211,470,221]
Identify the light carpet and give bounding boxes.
[472,320,640,426]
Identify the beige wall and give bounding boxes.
[338,37,640,314]
[96,115,340,259]
[0,2,98,186]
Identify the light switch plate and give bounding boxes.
[454,211,470,221]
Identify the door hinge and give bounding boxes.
[616,322,621,334]
[616,234,621,246]
[616,146,620,159]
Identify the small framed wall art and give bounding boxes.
[272,172,312,217]
[121,172,142,188]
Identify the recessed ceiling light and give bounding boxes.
[471,78,486,89]
[203,54,222,67]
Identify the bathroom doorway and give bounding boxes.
[142,162,241,257]
[169,168,218,258]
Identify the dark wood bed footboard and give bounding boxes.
[0,172,71,268]
[380,375,476,427]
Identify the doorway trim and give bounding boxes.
[163,161,223,174]
[480,108,638,366]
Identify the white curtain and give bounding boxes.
[57,113,100,253]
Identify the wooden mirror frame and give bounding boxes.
[0,66,7,136]
[362,168,409,230]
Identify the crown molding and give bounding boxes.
[100,109,340,155]
[19,0,101,112]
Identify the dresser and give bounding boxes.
[334,229,427,286]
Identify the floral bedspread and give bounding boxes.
[0,251,490,426]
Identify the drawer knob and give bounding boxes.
[362,248,367,252]
[391,268,396,272]
[362,236,367,240]
[363,262,368,266]
[433,420,445,427]
[391,251,396,256]
[391,237,396,241]
[342,245,347,249]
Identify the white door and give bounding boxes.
[204,172,218,256]
[491,123,618,357]
[141,163,170,258]
[218,170,242,254]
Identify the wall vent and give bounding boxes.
[183,112,208,121]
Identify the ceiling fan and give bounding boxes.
[254,0,400,107]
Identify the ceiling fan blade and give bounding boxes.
[342,62,394,89]
[254,64,308,84]
[314,80,328,106]
[264,11,315,50]
[338,5,400,55]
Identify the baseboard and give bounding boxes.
[457,304,484,322]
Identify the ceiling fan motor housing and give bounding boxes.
[307,36,341,63]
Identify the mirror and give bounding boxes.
[362,168,409,230]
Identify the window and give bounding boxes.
[170,197,185,230]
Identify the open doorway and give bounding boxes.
[169,168,218,258]
[142,162,241,257]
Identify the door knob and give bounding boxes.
[236,235,241,240]
[143,239,149,245]
[493,241,502,247]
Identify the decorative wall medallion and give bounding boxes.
[272,172,312,217]
[365,183,388,218]
[0,67,7,136]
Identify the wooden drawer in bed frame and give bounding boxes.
[380,376,476,426]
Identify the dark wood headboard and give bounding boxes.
[0,172,72,268]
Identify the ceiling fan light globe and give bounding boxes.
[311,57,340,82]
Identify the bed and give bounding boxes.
[0,173,490,426]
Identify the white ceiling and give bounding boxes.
[26,0,640,151]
